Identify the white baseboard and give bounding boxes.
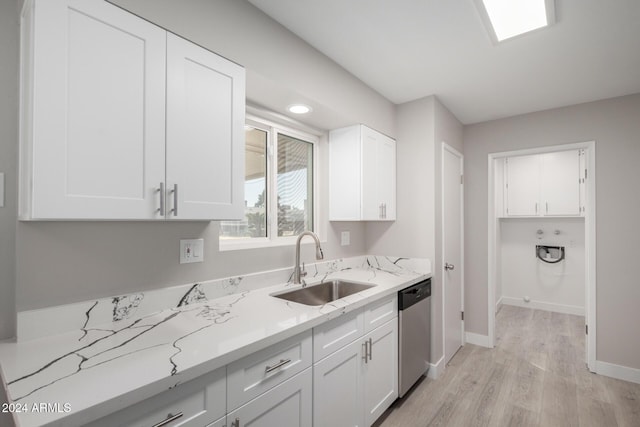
[595,360,640,385]
[465,332,491,348]
[501,296,585,316]
[496,296,503,314]
[428,355,444,380]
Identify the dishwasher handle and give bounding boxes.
[399,279,431,310]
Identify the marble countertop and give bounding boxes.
[0,256,430,427]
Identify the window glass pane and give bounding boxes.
[219,127,267,239]
[277,133,313,236]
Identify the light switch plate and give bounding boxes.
[0,173,4,208]
[180,239,204,264]
[341,231,350,246]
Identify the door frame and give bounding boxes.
[487,141,596,371]
[441,142,465,363]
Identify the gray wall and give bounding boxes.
[5,0,396,331]
[109,0,396,136]
[0,0,19,340]
[464,93,640,369]
[366,96,462,367]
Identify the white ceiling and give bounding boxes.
[248,0,640,124]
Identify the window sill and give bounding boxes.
[219,235,326,252]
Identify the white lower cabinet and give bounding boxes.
[86,367,226,427]
[227,368,312,427]
[363,319,398,426]
[313,336,365,427]
[86,296,398,427]
[313,313,398,427]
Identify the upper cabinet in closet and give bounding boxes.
[503,149,585,217]
[19,0,245,220]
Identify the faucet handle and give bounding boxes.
[301,262,307,277]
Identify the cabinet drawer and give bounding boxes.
[227,368,312,427]
[227,330,312,411]
[313,308,364,362]
[364,294,397,333]
[86,367,225,427]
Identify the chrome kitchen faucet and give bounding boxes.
[293,231,324,285]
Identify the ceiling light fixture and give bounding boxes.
[287,104,312,114]
[475,0,555,43]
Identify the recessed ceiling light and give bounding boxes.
[287,104,312,114]
[476,0,554,42]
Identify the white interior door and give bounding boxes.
[442,143,464,364]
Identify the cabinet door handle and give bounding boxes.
[368,337,373,361]
[152,412,183,427]
[546,202,549,214]
[535,202,538,214]
[170,184,178,217]
[362,341,368,363]
[157,182,165,215]
[233,417,241,427]
[265,358,291,373]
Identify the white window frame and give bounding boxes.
[219,112,323,251]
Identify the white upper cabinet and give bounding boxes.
[504,149,583,217]
[329,124,396,221]
[166,34,244,221]
[540,150,581,216]
[504,154,541,216]
[20,0,167,220]
[19,0,245,220]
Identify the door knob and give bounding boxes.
[444,263,455,271]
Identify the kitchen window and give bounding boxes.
[219,116,318,249]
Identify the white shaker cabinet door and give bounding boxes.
[361,126,380,221]
[376,134,396,221]
[227,368,312,427]
[166,33,245,220]
[23,0,167,219]
[540,150,581,216]
[361,126,396,221]
[363,319,398,426]
[313,338,365,427]
[505,154,540,216]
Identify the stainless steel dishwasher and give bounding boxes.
[398,278,431,398]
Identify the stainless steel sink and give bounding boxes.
[272,280,376,306]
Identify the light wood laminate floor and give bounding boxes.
[376,305,640,427]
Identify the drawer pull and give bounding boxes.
[152,412,183,427]
[265,358,292,373]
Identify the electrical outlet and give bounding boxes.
[180,239,204,264]
[341,231,350,246]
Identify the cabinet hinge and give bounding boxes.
[461,311,464,321]
[585,169,587,179]
[586,324,588,335]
